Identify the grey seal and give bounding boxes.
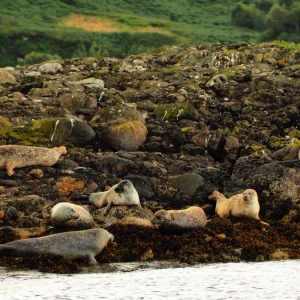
[51,202,96,229]
[0,228,114,264]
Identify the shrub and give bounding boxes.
[21,52,62,65]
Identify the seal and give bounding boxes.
[0,228,114,264]
[51,202,96,229]
[118,217,155,228]
[88,180,141,216]
[151,206,207,233]
[0,145,67,176]
[209,189,260,220]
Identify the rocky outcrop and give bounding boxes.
[1,42,300,272]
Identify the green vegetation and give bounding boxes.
[232,0,300,42]
[273,40,300,49]
[0,0,298,67]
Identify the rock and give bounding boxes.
[99,155,136,177]
[107,120,147,151]
[273,146,300,161]
[171,173,204,196]
[0,69,16,84]
[91,104,145,125]
[31,117,95,146]
[93,205,153,227]
[2,42,300,270]
[38,62,63,74]
[191,129,239,162]
[154,103,199,122]
[75,78,105,92]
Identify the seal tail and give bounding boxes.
[70,193,91,201]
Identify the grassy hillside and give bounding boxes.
[0,0,261,67]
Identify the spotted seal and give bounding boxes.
[51,202,96,229]
[88,180,141,216]
[0,145,67,176]
[209,189,261,220]
[151,206,207,233]
[0,228,114,264]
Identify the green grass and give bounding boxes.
[0,0,262,67]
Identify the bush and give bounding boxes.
[22,52,62,65]
[231,3,265,30]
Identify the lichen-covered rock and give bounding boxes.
[107,120,147,151]
[75,77,104,92]
[31,117,95,146]
[38,62,63,74]
[154,103,199,122]
[58,93,97,112]
[91,104,145,125]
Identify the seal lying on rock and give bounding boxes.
[151,206,207,233]
[86,180,141,216]
[0,145,67,176]
[209,189,261,220]
[0,228,114,264]
[118,217,155,228]
[51,202,96,229]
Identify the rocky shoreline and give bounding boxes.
[0,41,300,273]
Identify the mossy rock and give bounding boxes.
[30,118,95,146]
[58,93,97,112]
[107,120,147,151]
[91,104,145,126]
[0,116,12,127]
[154,102,199,121]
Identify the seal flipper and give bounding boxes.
[87,254,97,264]
[70,193,90,201]
[5,161,16,177]
[103,201,113,216]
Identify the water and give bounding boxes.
[0,260,299,300]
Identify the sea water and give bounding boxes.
[0,260,299,300]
